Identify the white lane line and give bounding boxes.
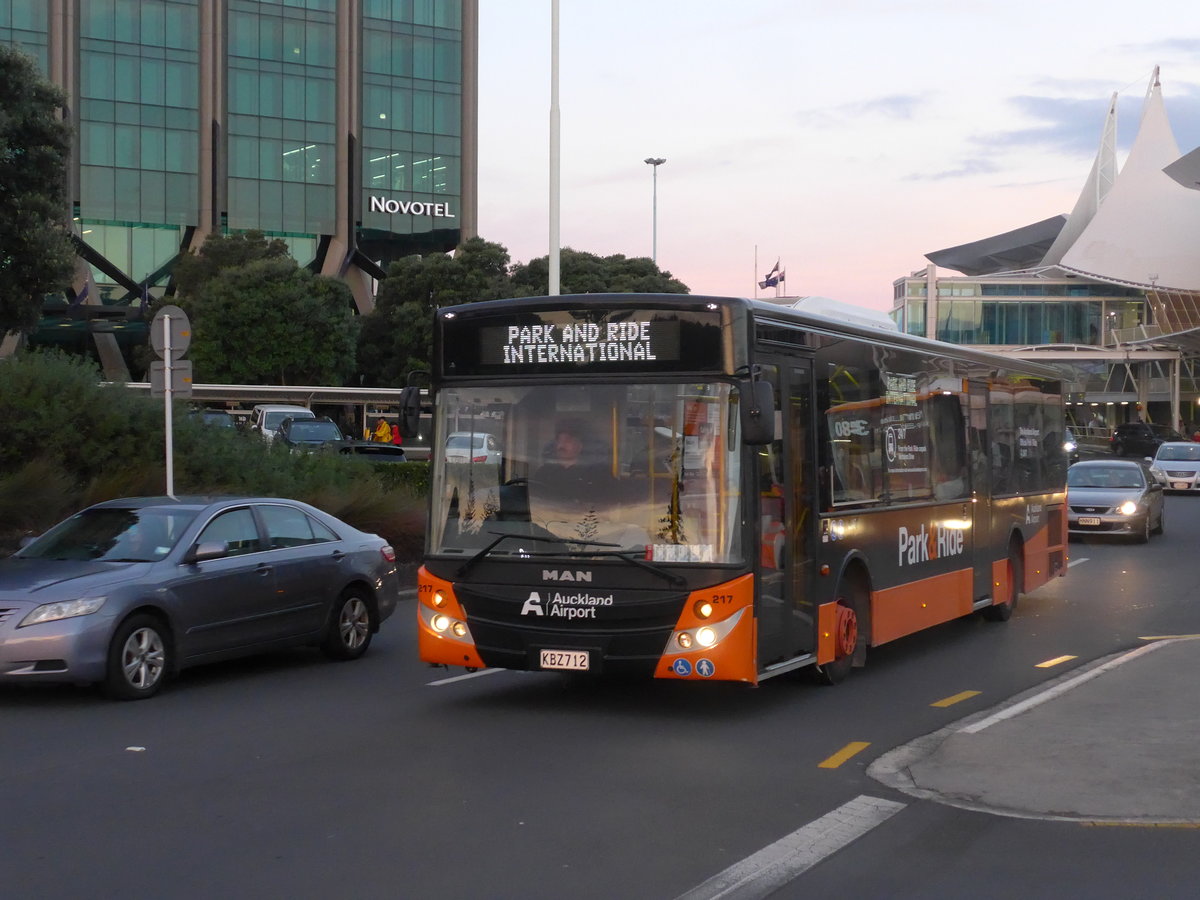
[1068,557,1088,567]
[959,640,1169,734]
[428,668,503,686]
[674,795,906,900]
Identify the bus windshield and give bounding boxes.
[429,382,744,564]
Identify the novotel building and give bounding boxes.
[1,0,477,373]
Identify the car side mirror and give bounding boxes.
[185,541,229,564]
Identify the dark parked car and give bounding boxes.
[189,408,235,428]
[0,496,401,699]
[1067,459,1165,543]
[277,416,348,452]
[340,442,407,463]
[1110,422,1183,457]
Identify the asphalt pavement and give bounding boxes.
[868,636,1200,824]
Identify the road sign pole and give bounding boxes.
[164,314,175,498]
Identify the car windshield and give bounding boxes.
[265,410,311,429]
[447,434,486,450]
[1157,444,1200,461]
[289,421,343,441]
[429,382,744,564]
[1068,466,1146,489]
[18,507,198,562]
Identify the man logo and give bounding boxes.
[521,593,545,616]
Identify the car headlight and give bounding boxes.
[19,597,107,627]
[1118,500,1139,516]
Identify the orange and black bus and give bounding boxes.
[409,294,1067,684]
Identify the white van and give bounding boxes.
[251,404,315,441]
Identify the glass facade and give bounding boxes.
[78,0,200,284]
[894,279,1150,347]
[3,0,471,343]
[0,0,46,68]
[227,0,337,237]
[360,0,462,255]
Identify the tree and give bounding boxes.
[188,257,359,385]
[508,248,690,296]
[357,237,514,386]
[0,45,75,334]
[173,230,291,300]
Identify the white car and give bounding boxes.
[251,404,315,441]
[1149,441,1200,491]
[445,431,502,464]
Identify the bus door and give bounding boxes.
[967,379,993,602]
[756,359,816,667]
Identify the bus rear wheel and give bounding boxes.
[813,575,866,685]
[983,547,1021,622]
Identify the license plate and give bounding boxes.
[1078,517,1101,526]
[539,649,590,671]
[1173,482,1190,490]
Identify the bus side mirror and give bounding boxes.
[741,379,775,446]
[397,386,422,439]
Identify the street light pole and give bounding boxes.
[644,157,665,264]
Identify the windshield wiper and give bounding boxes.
[560,549,687,587]
[456,530,685,587]
[456,531,618,577]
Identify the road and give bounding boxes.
[3,494,1199,899]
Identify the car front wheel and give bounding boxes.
[105,614,171,700]
[321,589,376,660]
[1134,515,1151,544]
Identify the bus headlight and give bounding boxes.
[693,600,714,619]
[1118,500,1138,516]
[666,608,746,656]
[421,605,474,644]
[433,592,447,608]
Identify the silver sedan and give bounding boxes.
[0,496,402,700]
[1149,441,1200,492]
[1066,460,1165,543]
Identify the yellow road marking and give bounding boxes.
[1035,655,1077,668]
[1139,635,1200,641]
[931,690,980,708]
[818,742,870,769]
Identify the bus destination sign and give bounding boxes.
[440,306,730,376]
[493,320,671,366]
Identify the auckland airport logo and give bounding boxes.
[369,196,455,218]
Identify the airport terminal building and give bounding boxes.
[891,69,1200,432]
[1,0,478,374]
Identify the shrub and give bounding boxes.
[0,351,429,558]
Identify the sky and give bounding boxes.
[475,1,1200,312]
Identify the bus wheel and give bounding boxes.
[813,576,866,685]
[983,547,1021,622]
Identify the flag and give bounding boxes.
[758,259,781,289]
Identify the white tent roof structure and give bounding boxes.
[926,68,1200,292]
[1039,92,1118,268]
[1058,69,1200,290]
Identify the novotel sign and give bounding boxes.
[369,196,455,218]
